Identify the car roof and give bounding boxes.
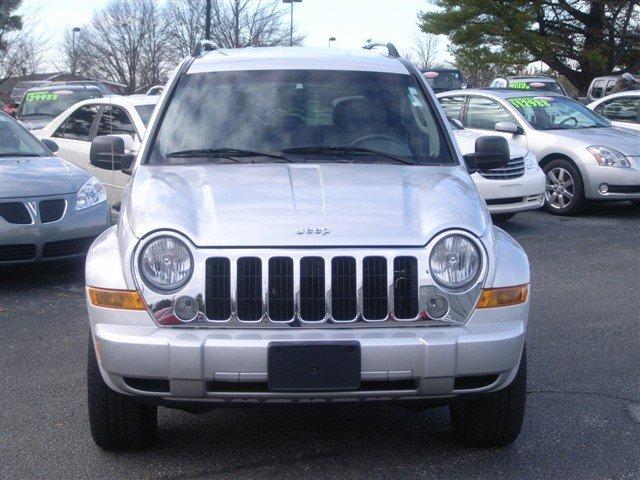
[500,76,560,82]
[420,67,460,72]
[437,88,567,100]
[24,83,103,93]
[188,46,410,75]
[71,95,159,107]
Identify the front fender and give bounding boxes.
[489,226,530,288]
[85,226,129,289]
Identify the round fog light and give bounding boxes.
[598,183,609,194]
[426,295,449,319]
[174,295,199,322]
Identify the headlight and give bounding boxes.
[587,146,631,168]
[429,234,481,289]
[524,151,538,170]
[76,177,107,211]
[139,236,193,290]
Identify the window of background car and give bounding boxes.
[508,96,609,130]
[97,105,137,138]
[135,104,155,127]
[0,114,49,157]
[424,71,463,90]
[507,81,565,95]
[439,96,465,121]
[52,104,100,141]
[147,69,453,165]
[18,89,101,118]
[595,96,639,123]
[591,80,605,98]
[465,96,516,130]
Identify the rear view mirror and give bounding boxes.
[90,135,135,175]
[494,121,524,135]
[41,139,59,154]
[464,136,510,172]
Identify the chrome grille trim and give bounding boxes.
[478,157,525,180]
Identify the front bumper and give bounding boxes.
[582,160,640,200]
[473,169,545,214]
[91,302,528,403]
[0,193,111,264]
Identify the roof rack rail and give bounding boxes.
[363,42,400,58]
[192,39,217,57]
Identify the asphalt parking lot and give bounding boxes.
[1,203,639,480]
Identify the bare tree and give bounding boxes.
[1,0,45,84]
[407,32,441,69]
[164,0,304,53]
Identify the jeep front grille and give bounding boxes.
[478,156,525,180]
[204,255,421,325]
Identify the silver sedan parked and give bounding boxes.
[0,112,111,264]
[438,89,640,214]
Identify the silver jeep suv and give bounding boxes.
[85,43,530,450]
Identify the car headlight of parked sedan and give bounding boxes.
[429,234,481,289]
[524,151,539,170]
[139,235,193,291]
[76,177,107,211]
[587,146,631,168]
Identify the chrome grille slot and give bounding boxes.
[205,258,231,320]
[268,257,294,321]
[236,257,262,321]
[300,257,325,321]
[393,257,418,319]
[362,256,388,320]
[331,257,357,321]
[478,157,525,180]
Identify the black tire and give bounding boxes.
[542,158,586,215]
[449,346,526,447]
[491,212,516,223]
[87,336,157,450]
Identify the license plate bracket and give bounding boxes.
[267,341,361,392]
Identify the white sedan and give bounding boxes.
[587,91,640,132]
[450,121,545,222]
[36,95,159,207]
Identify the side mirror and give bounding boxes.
[464,136,510,172]
[90,135,135,175]
[41,139,59,154]
[494,121,524,135]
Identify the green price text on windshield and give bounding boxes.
[25,92,59,102]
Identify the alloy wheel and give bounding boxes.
[545,167,575,210]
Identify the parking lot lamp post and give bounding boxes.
[282,0,301,46]
[71,27,81,76]
[328,36,336,47]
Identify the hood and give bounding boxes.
[127,163,488,247]
[17,115,53,131]
[551,127,640,157]
[0,156,90,198]
[452,129,528,158]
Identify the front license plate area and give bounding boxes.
[268,341,361,392]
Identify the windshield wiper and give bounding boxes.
[281,145,413,165]
[165,147,289,161]
[0,152,38,157]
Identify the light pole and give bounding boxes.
[328,36,336,48]
[71,27,81,76]
[205,0,211,40]
[282,0,301,46]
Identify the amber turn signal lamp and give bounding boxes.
[88,287,147,310]
[476,284,529,309]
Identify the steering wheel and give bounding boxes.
[559,116,579,127]
[350,134,411,155]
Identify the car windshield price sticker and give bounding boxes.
[508,97,552,108]
[25,92,59,102]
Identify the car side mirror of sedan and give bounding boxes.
[90,135,135,175]
[494,121,524,135]
[41,139,59,154]
[464,136,510,173]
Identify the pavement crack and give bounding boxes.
[528,388,639,405]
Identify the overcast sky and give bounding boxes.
[18,0,450,71]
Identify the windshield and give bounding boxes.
[18,89,101,117]
[135,104,156,126]
[507,80,565,95]
[507,95,610,130]
[424,71,463,91]
[148,69,453,165]
[0,113,49,157]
